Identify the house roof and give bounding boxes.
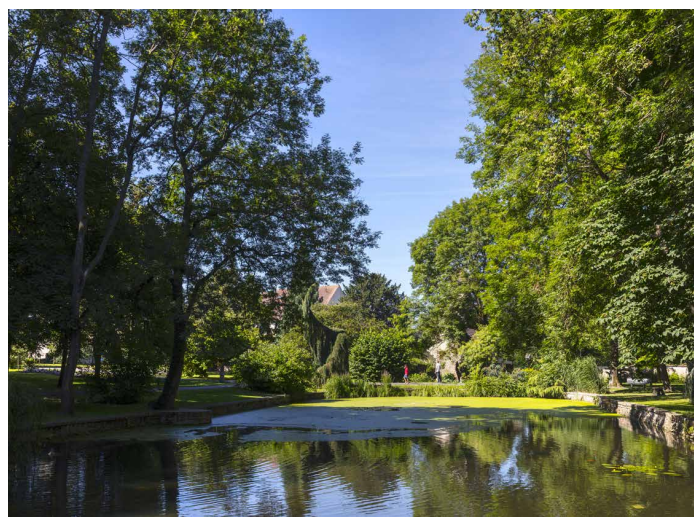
[266,285,342,307]
[318,284,341,304]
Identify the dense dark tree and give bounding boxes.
[343,272,404,325]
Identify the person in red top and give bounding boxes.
[403,364,409,384]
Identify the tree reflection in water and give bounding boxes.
[9,414,694,516]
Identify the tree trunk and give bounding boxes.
[685,362,694,404]
[57,331,70,388]
[152,314,188,410]
[657,363,672,392]
[609,339,620,388]
[219,362,225,382]
[60,12,111,414]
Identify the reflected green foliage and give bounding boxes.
[10,415,693,516]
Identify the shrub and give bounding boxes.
[9,380,45,454]
[24,358,36,369]
[523,356,607,396]
[324,375,406,398]
[669,372,685,385]
[349,329,410,381]
[409,384,469,397]
[463,374,525,397]
[562,357,608,393]
[86,358,155,404]
[232,340,315,395]
[409,373,432,383]
[442,373,456,383]
[324,374,355,399]
[183,352,209,378]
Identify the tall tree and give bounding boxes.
[456,9,693,372]
[148,10,377,409]
[410,195,490,345]
[59,10,184,412]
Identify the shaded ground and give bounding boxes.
[9,371,271,423]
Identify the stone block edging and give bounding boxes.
[41,392,325,439]
[43,408,212,438]
[565,391,693,446]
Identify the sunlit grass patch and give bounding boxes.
[291,396,616,417]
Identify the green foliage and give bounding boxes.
[685,368,694,404]
[409,373,433,383]
[526,357,608,396]
[231,339,315,396]
[324,374,356,399]
[409,9,693,379]
[349,329,411,382]
[342,272,404,324]
[8,380,45,453]
[463,375,525,398]
[323,375,405,399]
[86,358,155,404]
[302,284,351,379]
[410,196,490,344]
[460,325,500,374]
[311,300,385,339]
[407,384,466,397]
[669,373,685,386]
[186,278,263,378]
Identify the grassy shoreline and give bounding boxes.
[9,371,272,423]
[9,371,692,425]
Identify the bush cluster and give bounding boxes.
[326,357,607,400]
[231,340,315,396]
[409,373,433,383]
[324,375,406,399]
[349,329,410,381]
[86,358,155,404]
[9,380,45,454]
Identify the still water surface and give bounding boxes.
[9,414,693,516]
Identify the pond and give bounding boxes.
[9,410,693,516]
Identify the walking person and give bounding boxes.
[454,359,461,383]
[403,364,409,384]
[435,360,442,383]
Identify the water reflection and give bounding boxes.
[9,414,693,517]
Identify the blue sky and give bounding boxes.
[275,9,485,294]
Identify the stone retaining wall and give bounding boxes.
[565,391,693,448]
[43,409,212,438]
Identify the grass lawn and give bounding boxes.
[9,371,87,392]
[292,396,616,418]
[604,384,693,416]
[176,387,272,406]
[10,371,273,424]
[154,376,233,387]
